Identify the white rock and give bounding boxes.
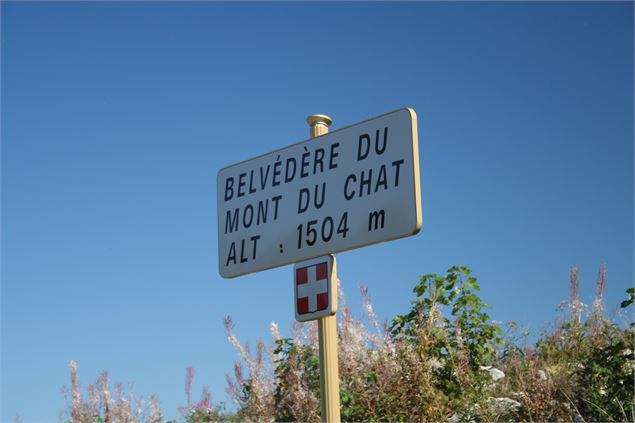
[488,367,505,381]
[448,412,477,423]
[487,397,521,414]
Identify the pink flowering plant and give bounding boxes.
[58,264,634,422]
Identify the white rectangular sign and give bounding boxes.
[217,108,421,278]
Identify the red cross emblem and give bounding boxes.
[294,255,337,322]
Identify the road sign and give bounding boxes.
[217,108,421,278]
[294,255,337,322]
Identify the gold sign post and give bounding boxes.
[307,114,341,423]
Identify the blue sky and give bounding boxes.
[1,1,633,421]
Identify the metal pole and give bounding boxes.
[307,114,341,423]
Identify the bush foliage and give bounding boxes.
[60,265,634,422]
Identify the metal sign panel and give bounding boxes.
[217,108,421,278]
[294,255,337,322]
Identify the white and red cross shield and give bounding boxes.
[294,255,337,322]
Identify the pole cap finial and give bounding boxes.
[307,114,333,128]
